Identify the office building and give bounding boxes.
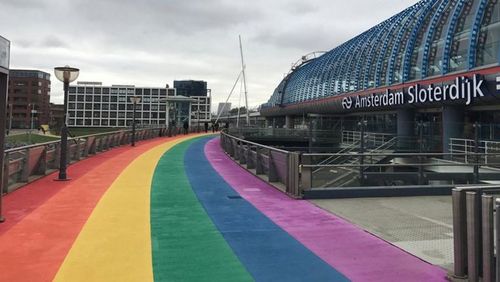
[67,81,211,128]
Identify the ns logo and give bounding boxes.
[342,96,353,109]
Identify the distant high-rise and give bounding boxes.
[173,80,207,97]
[8,70,51,129]
[217,103,231,117]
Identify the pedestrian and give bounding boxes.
[204,122,209,133]
[183,120,189,135]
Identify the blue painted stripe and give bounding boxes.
[184,137,349,282]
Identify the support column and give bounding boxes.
[397,108,415,137]
[285,115,293,129]
[397,108,415,150]
[443,106,464,154]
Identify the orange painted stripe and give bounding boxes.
[0,135,189,282]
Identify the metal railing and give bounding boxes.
[450,138,500,165]
[221,130,500,196]
[301,151,500,189]
[341,130,394,147]
[451,186,500,282]
[2,126,170,194]
[220,131,300,197]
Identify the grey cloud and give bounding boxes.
[40,35,67,48]
[0,0,421,107]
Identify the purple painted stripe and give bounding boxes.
[205,138,448,282]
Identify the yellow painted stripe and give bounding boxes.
[54,135,203,282]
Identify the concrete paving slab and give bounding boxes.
[311,196,454,271]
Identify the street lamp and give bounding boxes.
[28,103,36,143]
[130,96,141,146]
[54,66,79,181]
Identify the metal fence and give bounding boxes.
[451,186,500,282]
[2,126,170,194]
[450,138,500,165]
[221,130,500,197]
[220,131,300,197]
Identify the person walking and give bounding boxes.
[204,122,209,133]
[183,120,189,135]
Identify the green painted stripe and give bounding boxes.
[150,138,253,282]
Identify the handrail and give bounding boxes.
[220,131,290,154]
[315,141,360,167]
[303,152,499,157]
[5,127,165,154]
[302,162,500,168]
[2,126,168,194]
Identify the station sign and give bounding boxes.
[0,36,9,70]
[342,74,487,110]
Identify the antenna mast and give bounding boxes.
[239,35,250,126]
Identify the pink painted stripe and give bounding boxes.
[205,138,448,282]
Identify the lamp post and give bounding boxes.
[130,96,141,146]
[54,66,79,181]
[28,103,36,143]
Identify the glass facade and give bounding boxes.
[264,0,500,108]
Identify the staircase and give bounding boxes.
[313,136,397,188]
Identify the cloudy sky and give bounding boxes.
[0,0,419,109]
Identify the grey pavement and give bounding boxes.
[311,196,454,271]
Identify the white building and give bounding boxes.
[67,81,211,128]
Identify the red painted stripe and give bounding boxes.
[0,135,186,282]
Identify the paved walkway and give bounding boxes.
[0,134,447,281]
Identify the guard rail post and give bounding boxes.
[268,149,279,182]
[21,149,29,182]
[256,148,264,175]
[300,154,312,191]
[287,152,300,197]
[2,153,9,193]
[39,147,47,175]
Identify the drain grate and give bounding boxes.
[227,195,243,199]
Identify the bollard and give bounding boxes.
[466,191,481,282]
[481,195,495,282]
[496,199,500,282]
[452,189,468,278]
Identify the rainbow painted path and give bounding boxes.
[0,134,448,281]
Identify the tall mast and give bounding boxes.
[239,35,250,126]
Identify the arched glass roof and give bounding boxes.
[264,0,500,108]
